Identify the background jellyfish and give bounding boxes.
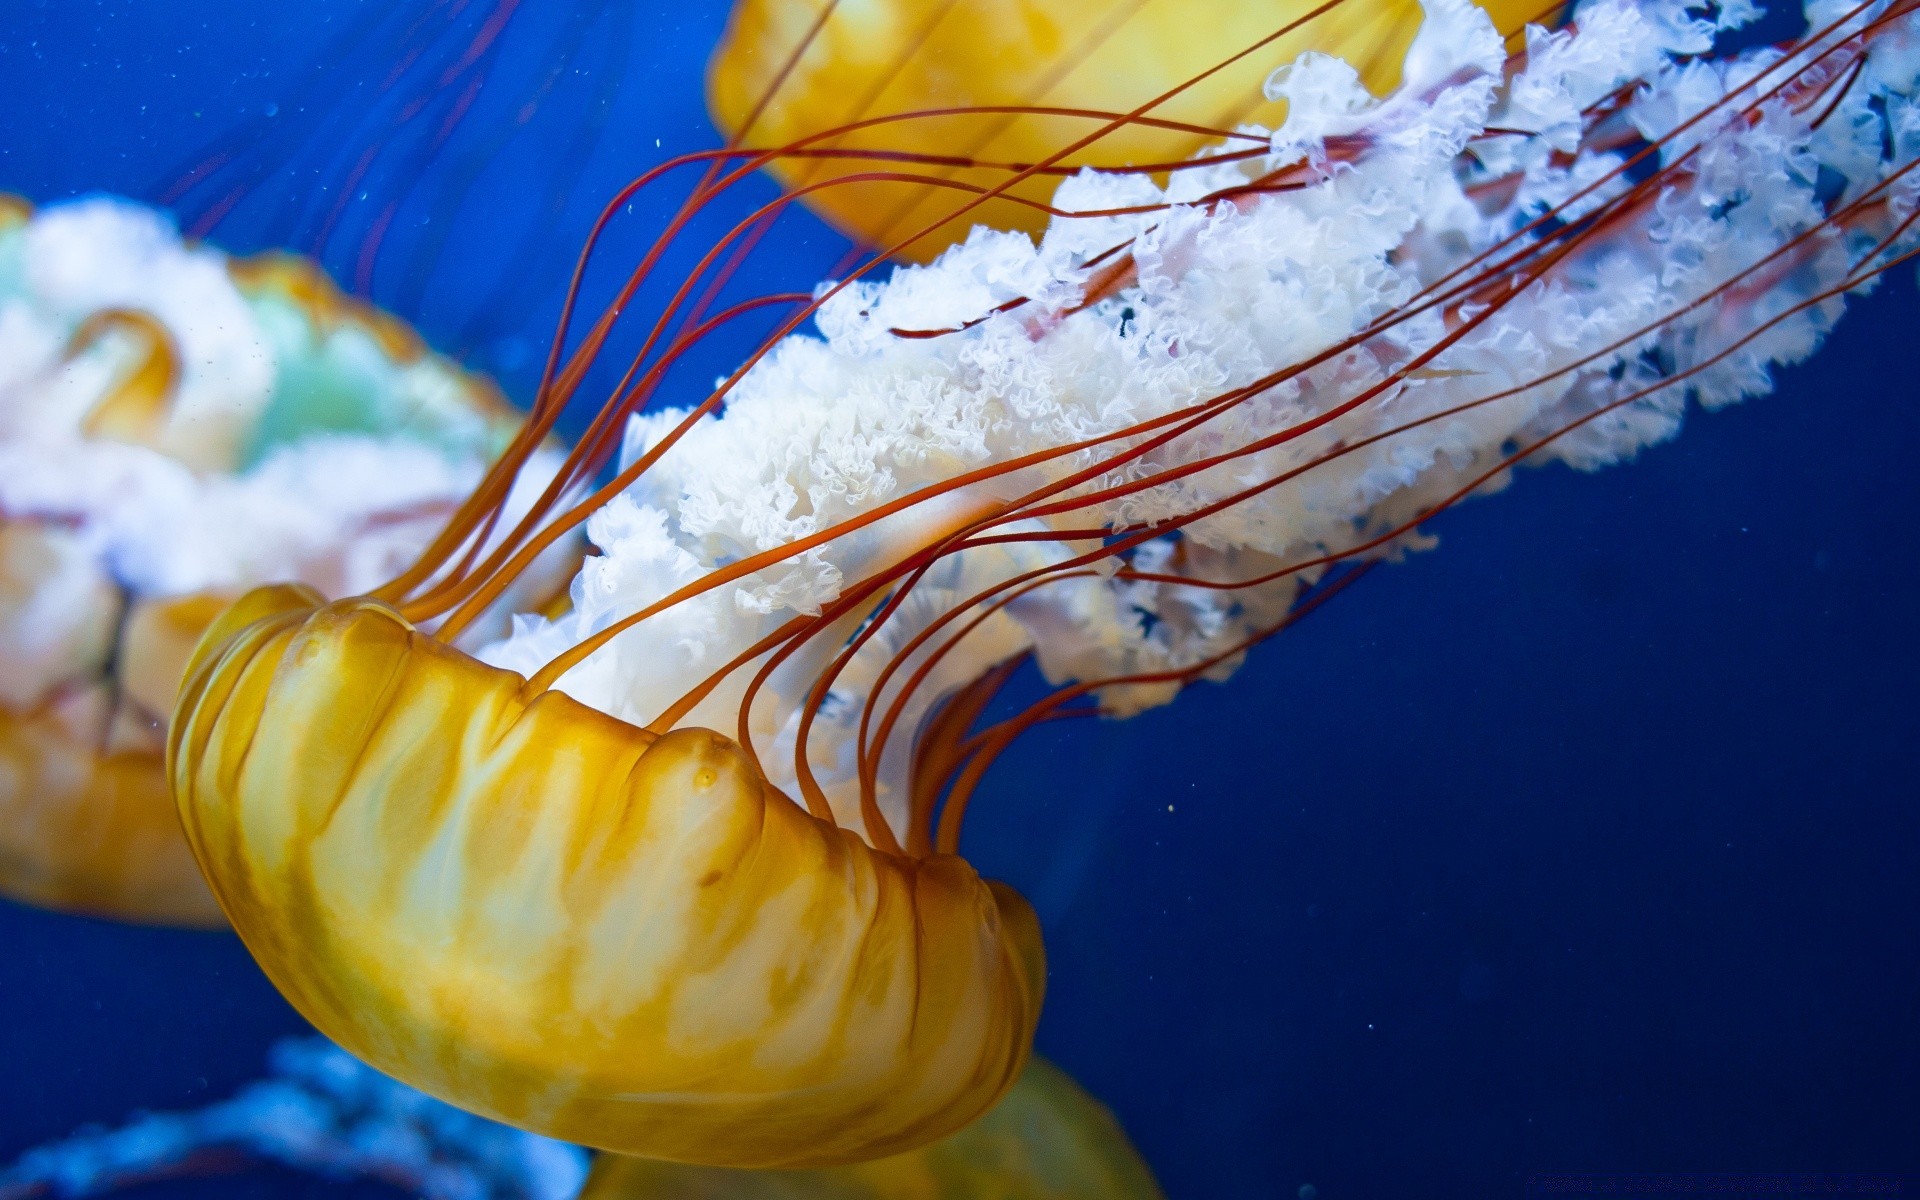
[0,1039,589,1200]
[0,195,561,926]
[707,0,1538,258]
[578,1057,1162,1199]
[4,2,1920,1198]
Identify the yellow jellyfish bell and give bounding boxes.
[707,0,1540,260]
[581,1058,1163,1199]
[0,195,531,926]
[168,583,1044,1167]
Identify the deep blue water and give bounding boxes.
[3,3,1919,1198]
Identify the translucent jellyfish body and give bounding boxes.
[0,196,533,925]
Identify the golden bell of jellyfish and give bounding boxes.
[707,0,1541,261]
[168,584,1045,1167]
[0,195,530,926]
[581,1058,1162,1200]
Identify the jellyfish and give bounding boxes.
[165,0,1920,1172]
[707,0,1542,258]
[0,195,564,926]
[581,1058,1162,1199]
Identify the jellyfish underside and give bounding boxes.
[170,0,1920,1177]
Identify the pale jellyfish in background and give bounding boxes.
[0,196,567,926]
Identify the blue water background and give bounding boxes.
[3,2,1918,1196]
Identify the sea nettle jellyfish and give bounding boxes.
[0,195,559,925]
[168,0,1920,1169]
